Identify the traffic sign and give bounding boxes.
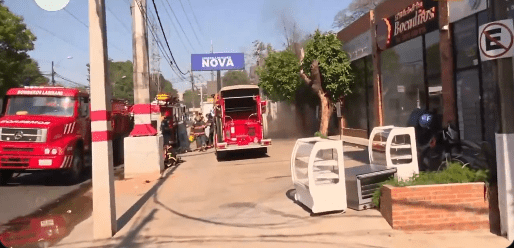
[479,19,514,61]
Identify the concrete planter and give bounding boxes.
[379,182,489,231]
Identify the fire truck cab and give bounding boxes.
[0,86,131,185]
[213,85,271,160]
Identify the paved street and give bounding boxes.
[54,139,511,248]
[0,162,93,227]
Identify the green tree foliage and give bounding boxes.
[257,30,354,135]
[159,75,178,98]
[256,49,302,102]
[18,59,48,86]
[0,3,43,96]
[108,60,134,102]
[88,60,177,104]
[221,70,251,87]
[301,30,354,102]
[182,89,201,109]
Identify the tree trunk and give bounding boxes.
[318,89,333,136]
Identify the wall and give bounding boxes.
[380,183,489,231]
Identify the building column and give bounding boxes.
[493,0,514,241]
[370,10,384,126]
[438,0,456,127]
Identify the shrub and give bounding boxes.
[314,131,328,139]
[372,162,489,207]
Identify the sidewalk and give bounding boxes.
[53,139,511,248]
[328,134,368,147]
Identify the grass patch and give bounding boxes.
[372,163,489,208]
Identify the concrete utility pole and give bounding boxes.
[88,0,116,239]
[150,19,161,93]
[492,0,514,240]
[217,70,221,91]
[51,61,55,86]
[211,40,215,91]
[125,0,163,178]
[191,65,195,109]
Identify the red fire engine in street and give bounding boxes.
[0,86,132,185]
[213,85,271,160]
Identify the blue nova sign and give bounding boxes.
[191,53,245,71]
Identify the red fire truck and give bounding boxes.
[0,86,132,185]
[213,85,271,160]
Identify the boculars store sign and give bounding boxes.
[376,0,439,50]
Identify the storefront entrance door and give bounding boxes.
[456,68,482,143]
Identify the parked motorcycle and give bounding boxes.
[408,109,495,173]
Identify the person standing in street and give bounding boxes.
[177,112,191,153]
[192,115,207,151]
[206,113,214,147]
[160,111,172,152]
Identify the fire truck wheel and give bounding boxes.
[0,171,14,185]
[66,149,84,185]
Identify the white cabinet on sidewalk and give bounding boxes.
[368,126,419,181]
[290,137,347,214]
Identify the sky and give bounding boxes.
[5,0,352,93]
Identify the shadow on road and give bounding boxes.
[116,159,183,233]
[217,149,270,162]
[344,149,369,164]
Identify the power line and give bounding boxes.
[158,0,193,53]
[177,0,203,49]
[148,0,188,75]
[134,1,178,75]
[106,5,131,33]
[55,73,86,86]
[64,8,88,28]
[186,0,204,37]
[134,0,188,79]
[62,7,126,53]
[161,0,200,52]
[30,23,88,52]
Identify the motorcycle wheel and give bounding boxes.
[437,156,470,172]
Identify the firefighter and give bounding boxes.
[206,113,214,146]
[192,115,207,151]
[161,110,172,147]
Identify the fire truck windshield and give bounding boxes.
[5,96,75,117]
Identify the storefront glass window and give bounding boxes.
[454,15,478,69]
[344,58,368,130]
[481,60,498,148]
[456,68,482,143]
[425,30,441,76]
[427,77,442,113]
[478,10,490,26]
[366,56,375,131]
[381,36,425,126]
